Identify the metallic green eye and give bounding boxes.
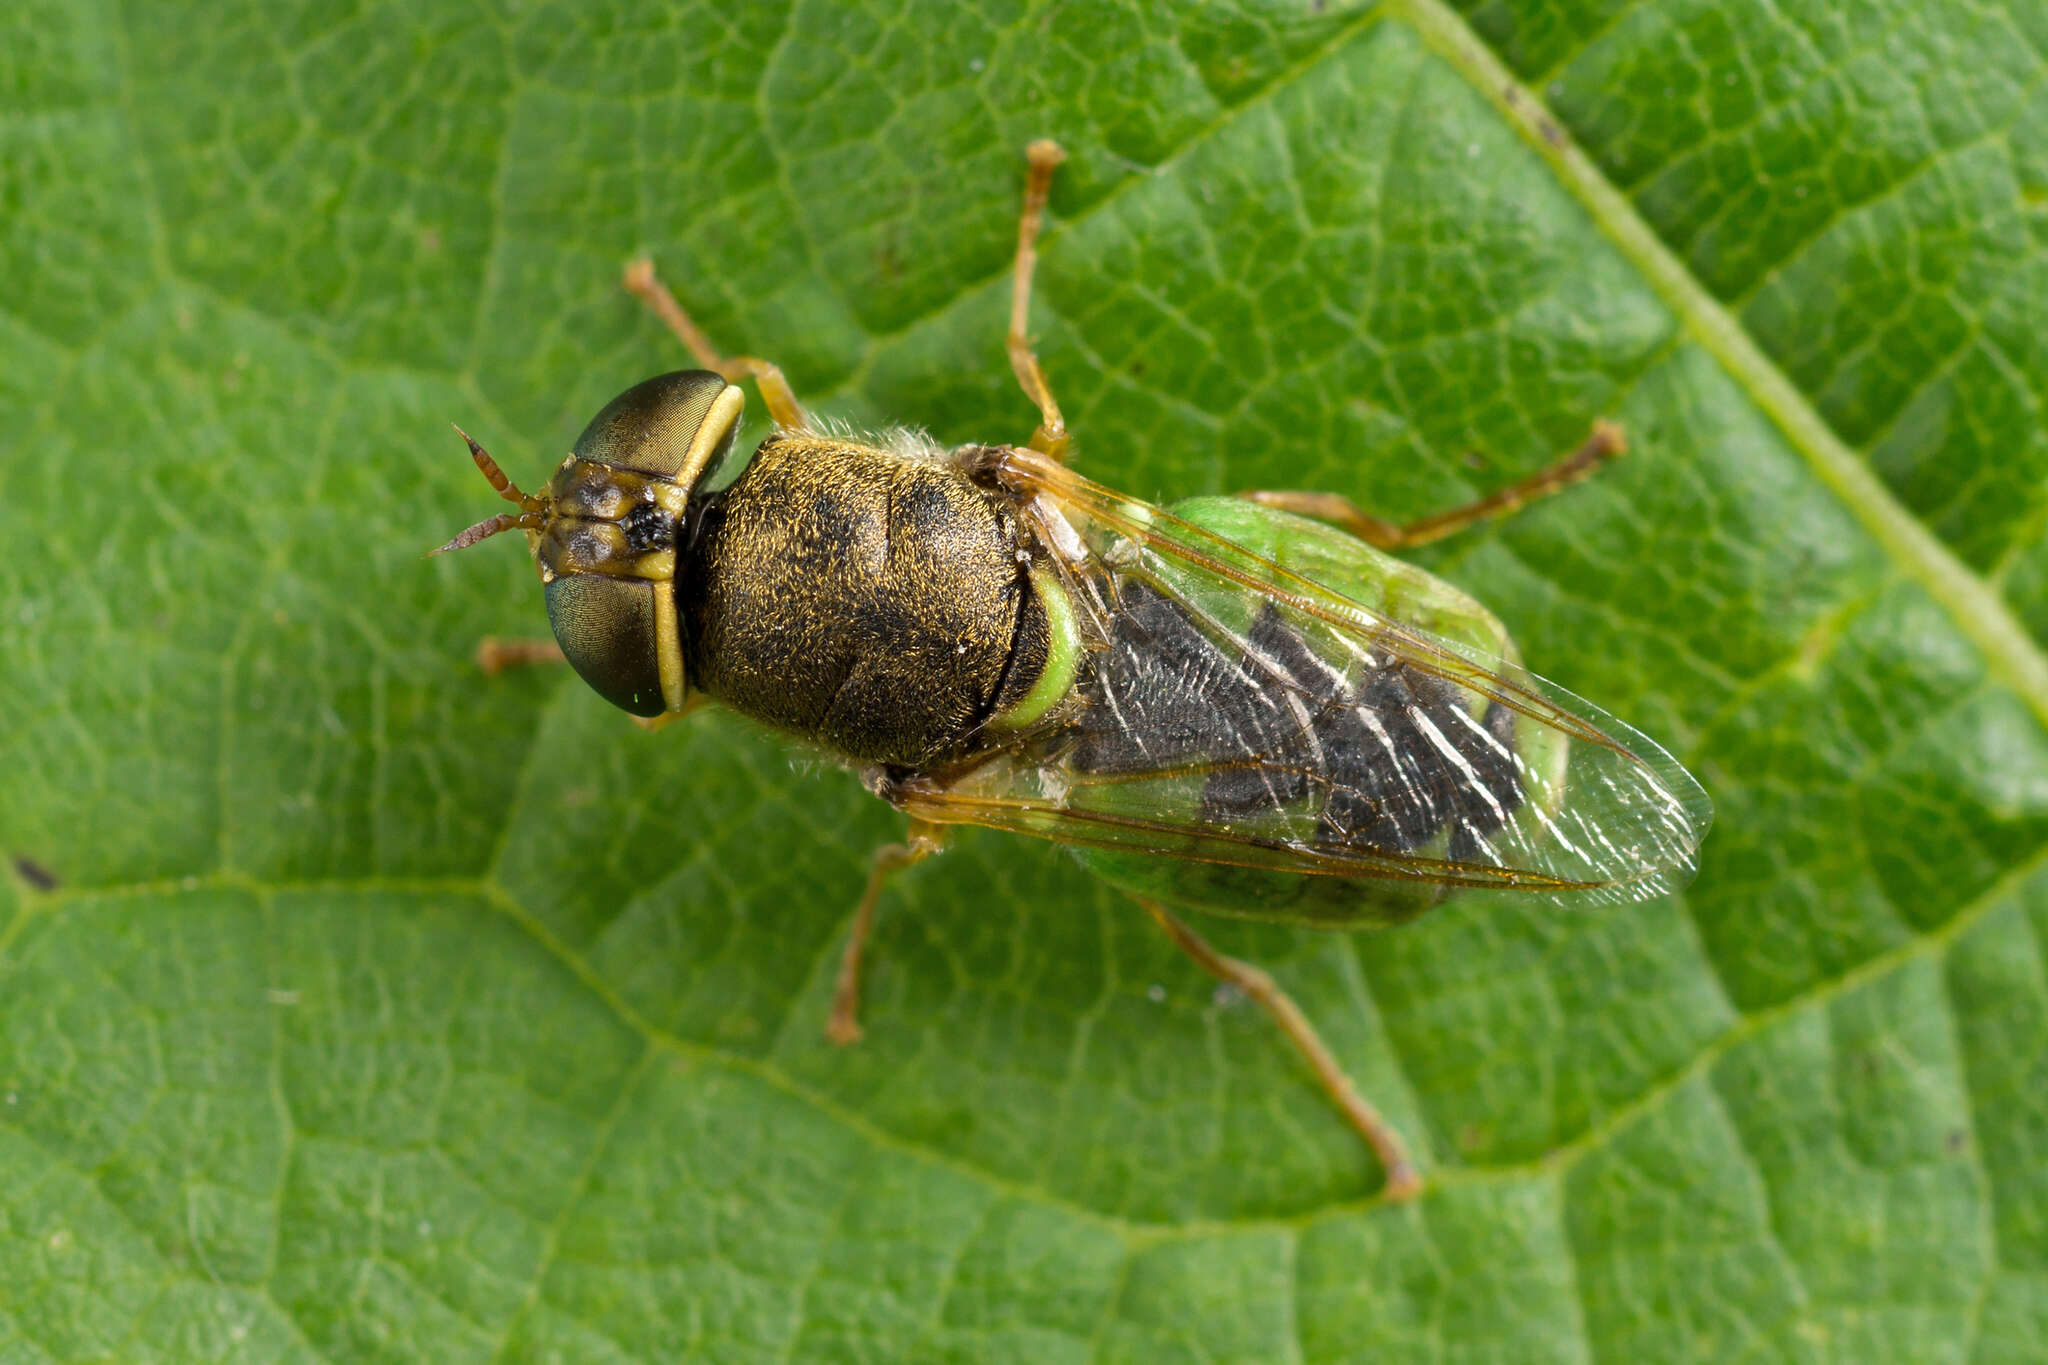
[544,575,666,717]
[572,370,740,484]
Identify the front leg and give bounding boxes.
[827,818,948,1045]
[1007,139,1071,461]
[473,638,707,731]
[622,258,812,432]
[475,637,564,674]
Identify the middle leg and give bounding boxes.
[1242,419,1626,550]
[1135,897,1423,1201]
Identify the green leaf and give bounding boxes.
[4,0,2044,1359]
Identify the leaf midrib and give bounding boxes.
[53,0,2042,731]
[5,0,2033,1279]
[721,0,2048,740]
[1390,0,2048,731]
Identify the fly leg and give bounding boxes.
[827,820,948,1045]
[475,637,564,673]
[622,257,811,431]
[1241,419,1626,550]
[473,639,705,731]
[1008,139,1071,461]
[1135,897,1423,1202]
[628,694,711,732]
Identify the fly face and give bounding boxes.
[435,370,744,715]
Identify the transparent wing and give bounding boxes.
[904,449,1712,906]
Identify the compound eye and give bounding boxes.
[572,370,740,484]
[544,575,666,717]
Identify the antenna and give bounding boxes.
[430,425,546,556]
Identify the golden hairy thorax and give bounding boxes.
[678,433,1052,766]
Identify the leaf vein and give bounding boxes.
[1393,0,2048,730]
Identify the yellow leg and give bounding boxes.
[1135,897,1423,1202]
[630,693,711,732]
[476,637,706,730]
[826,820,947,1045]
[1242,419,1627,550]
[1009,139,1070,461]
[475,636,564,674]
[622,258,811,431]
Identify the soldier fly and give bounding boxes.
[434,141,1712,1201]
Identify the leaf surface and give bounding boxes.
[4,0,2045,1360]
